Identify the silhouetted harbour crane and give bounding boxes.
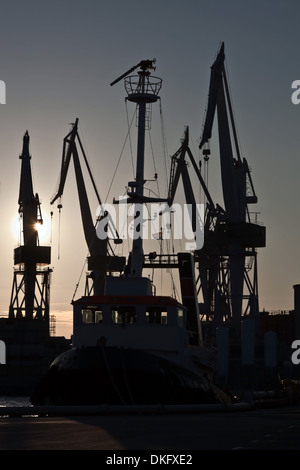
[50,118,126,296]
[197,42,266,336]
[8,131,51,329]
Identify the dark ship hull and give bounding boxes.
[30,346,233,406]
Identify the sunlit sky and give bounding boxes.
[0,0,300,338]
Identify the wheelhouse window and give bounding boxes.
[178,308,185,327]
[95,310,103,323]
[82,309,94,323]
[81,308,103,323]
[146,308,167,325]
[111,306,136,324]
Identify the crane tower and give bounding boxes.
[8,131,51,333]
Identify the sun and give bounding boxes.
[11,214,51,243]
[35,215,51,242]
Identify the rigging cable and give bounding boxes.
[125,100,135,178]
[147,129,160,198]
[159,100,180,298]
[151,102,179,299]
[71,253,88,303]
[104,105,137,204]
[159,100,170,189]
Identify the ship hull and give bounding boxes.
[30,346,232,406]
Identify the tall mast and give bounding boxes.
[111,60,162,277]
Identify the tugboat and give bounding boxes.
[31,59,233,406]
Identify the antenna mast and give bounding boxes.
[111,59,163,277]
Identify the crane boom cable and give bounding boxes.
[223,61,242,162]
[76,123,117,251]
[77,121,104,206]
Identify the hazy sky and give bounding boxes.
[0,0,299,338]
